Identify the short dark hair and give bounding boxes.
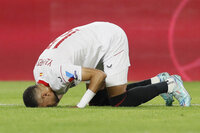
[23,85,39,107]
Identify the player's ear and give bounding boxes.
[41,92,51,98]
[39,86,51,98]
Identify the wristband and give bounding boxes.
[77,89,96,108]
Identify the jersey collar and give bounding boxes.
[37,80,50,87]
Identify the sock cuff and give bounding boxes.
[151,76,160,84]
[167,78,175,93]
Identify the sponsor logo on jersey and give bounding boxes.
[65,71,74,82]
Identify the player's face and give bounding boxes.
[36,85,60,107]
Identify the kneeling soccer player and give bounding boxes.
[23,22,191,108]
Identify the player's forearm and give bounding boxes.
[82,68,107,93]
[86,82,106,91]
[88,70,107,93]
[77,68,107,108]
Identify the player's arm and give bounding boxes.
[82,67,106,93]
[76,67,107,108]
[86,82,106,90]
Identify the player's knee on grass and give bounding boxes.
[89,89,110,106]
[109,92,140,107]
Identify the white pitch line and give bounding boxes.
[1,103,200,106]
[0,104,23,106]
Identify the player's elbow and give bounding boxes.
[101,71,107,80]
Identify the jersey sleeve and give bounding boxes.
[58,64,82,86]
[49,64,82,95]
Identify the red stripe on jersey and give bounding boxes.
[38,80,50,87]
[54,29,79,49]
[114,50,124,56]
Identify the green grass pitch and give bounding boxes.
[0,81,200,133]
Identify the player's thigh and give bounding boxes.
[103,30,130,97]
[104,44,130,87]
[107,84,127,97]
[105,67,129,97]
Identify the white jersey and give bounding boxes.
[34,22,130,94]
